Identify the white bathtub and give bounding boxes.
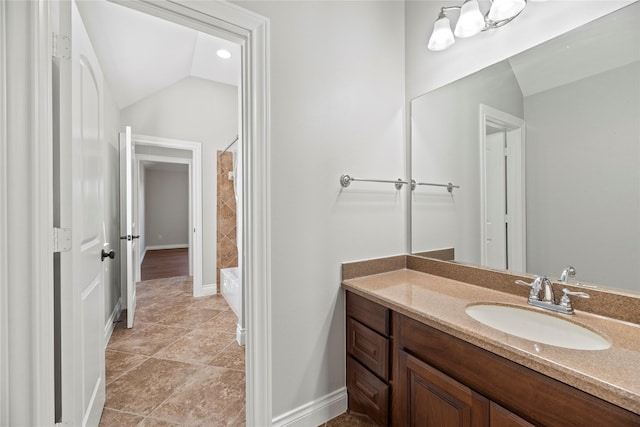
[221,267,243,343]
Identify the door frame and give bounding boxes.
[137,153,193,278]
[0,1,10,424]
[26,0,271,425]
[135,139,202,295]
[479,104,526,272]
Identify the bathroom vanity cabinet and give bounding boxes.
[346,292,390,426]
[345,290,640,427]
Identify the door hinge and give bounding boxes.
[504,214,510,224]
[52,33,70,60]
[504,146,510,157]
[53,228,72,252]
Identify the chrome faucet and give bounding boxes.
[558,266,576,284]
[515,276,589,315]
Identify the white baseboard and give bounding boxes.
[104,299,122,348]
[194,282,217,297]
[272,387,347,427]
[145,244,188,251]
[236,323,245,346]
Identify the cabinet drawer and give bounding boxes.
[347,356,388,426]
[346,291,389,336]
[490,402,535,427]
[347,318,389,381]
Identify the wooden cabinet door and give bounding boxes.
[396,350,489,427]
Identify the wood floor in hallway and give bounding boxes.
[141,248,189,281]
[99,275,245,426]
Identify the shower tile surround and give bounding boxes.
[342,255,640,415]
[216,151,238,291]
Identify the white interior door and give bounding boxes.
[480,105,527,273]
[57,2,107,425]
[120,126,137,328]
[485,131,508,269]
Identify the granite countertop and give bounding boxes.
[342,268,640,415]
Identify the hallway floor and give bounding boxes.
[99,276,245,426]
[141,248,190,281]
[101,254,368,426]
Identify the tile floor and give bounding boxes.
[99,275,374,426]
[100,276,245,426]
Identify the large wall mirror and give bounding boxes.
[410,2,640,293]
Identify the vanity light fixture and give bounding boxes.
[428,0,530,51]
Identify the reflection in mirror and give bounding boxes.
[480,105,525,272]
[410,2,640,293]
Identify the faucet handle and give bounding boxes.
[559,288,590,312]
[515,277,544,300]
[559,266,576,284]
[515,279,533,287]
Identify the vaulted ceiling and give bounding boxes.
[76,0,240,109]
[508,3,640,97]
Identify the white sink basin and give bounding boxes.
[465,304,610,350]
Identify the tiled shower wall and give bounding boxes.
[216,151,238,290]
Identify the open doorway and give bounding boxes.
[480,104,527,272]
[50,1,271,424]
[131,134,204,296]
[139,159,190,281]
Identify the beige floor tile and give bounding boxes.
[208,341,245,371]
[188,295,232,311]
[198,310,237,335]
[107,323,190,356]
[228,405,246,427]
[149,365,245,425]
[154,329,235,365]
[137,276,187,291]
[105,358,199,415]
[105,350,149,384]
[137,287,187,306]
[98,408,143,427]
[134,302,192,324]
[156,307,223,329]
[136,417,183,426]
[108,320,155,344]
[101,275,245,424]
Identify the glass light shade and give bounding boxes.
[488,0,526,22]
[454,0,486,38]
[428,15,455,51]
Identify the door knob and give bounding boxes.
[101,249,115,261]
[119,235,141,241]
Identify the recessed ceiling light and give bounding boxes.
[217,49,231,59]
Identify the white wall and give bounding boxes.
[237,0,406,419]
[121,77,237,287]
[405,1,633,100]
[525,62,640,290]
[103,74,122,330]
[144,167,189,248]
[411,60,524,265]
[139,165,146,255]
